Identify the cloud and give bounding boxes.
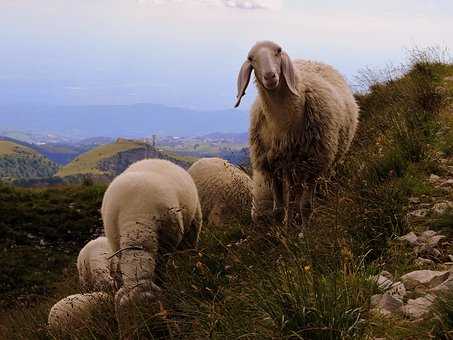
[137,0,282,10]
[221,0,282,10]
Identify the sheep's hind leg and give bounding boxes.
[114,220,162,340]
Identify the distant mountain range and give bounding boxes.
[0,103,249,138]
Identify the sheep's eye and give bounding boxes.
[276,48,282,54]
[248,56,253,62]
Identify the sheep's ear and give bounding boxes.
[235,60,253,108]
[281,52,299,96]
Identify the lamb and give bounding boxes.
[188,157,253,227]
[235,41,359,228]
[102,159,202,338]
[48,292,114,339]
[77,236,115,293]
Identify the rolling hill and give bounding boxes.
[0,141,58,181]
[0,135,108,166]
[57,138,196,179]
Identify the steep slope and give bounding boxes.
[57,138,194,179]
[0,141,58,181]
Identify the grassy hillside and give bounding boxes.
[0,141,58,181]
[57,138,143,177]
[57,138,194,179]
[1,50,453,339]
[0,183,105,309]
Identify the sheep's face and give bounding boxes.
[235,40,298,108]
[248,41,283,90]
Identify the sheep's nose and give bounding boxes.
[264,72,277,81]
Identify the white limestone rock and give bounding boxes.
[398,232,419,245]
[371,293,403,316]
[401,270,450,290]
[401,295,435,320]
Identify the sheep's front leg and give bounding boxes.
[251,170,274,226]
[285,183,304,229]
[114,222,162,339]
[300,182,315,228]
[271,176,285,224]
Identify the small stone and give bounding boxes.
[416,245,442,258]
[449,255,453,262]
[445,166,453,175]
[374,275,393,290]
[408,209,429,218]
[432,202,453,215]
[429,174,441,182]
[371,293,403,316]
[381,271,393,280]
[421,230,437,238]
[401,295,436,319]
[418,231,446,247]
[371,294,382,306]
[441,179,453,187]
[401,270,450,290]
[387,281,407,299]
[409,197,420,204]
[430,274,453,294]
[428,235,446,247]
[415,257,435,267]
[399,232,419,245]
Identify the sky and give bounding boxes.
[0,0,452,110]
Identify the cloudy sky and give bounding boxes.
[1,0,452,110]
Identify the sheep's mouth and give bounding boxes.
[263,79,279,90]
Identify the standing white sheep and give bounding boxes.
[188,157,253,228]
[77,236,114,293]
[235,41,359,228]
[48,292,114,339]
[102,159,202,338]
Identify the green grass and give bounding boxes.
[0,182,105,309]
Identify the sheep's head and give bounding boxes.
[235,41,298,107]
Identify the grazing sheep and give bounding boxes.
[48,292,114,339]
[102,159,202,338]
[77,236,114,293]
[188,157,253,227]
[235,41,359,228]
